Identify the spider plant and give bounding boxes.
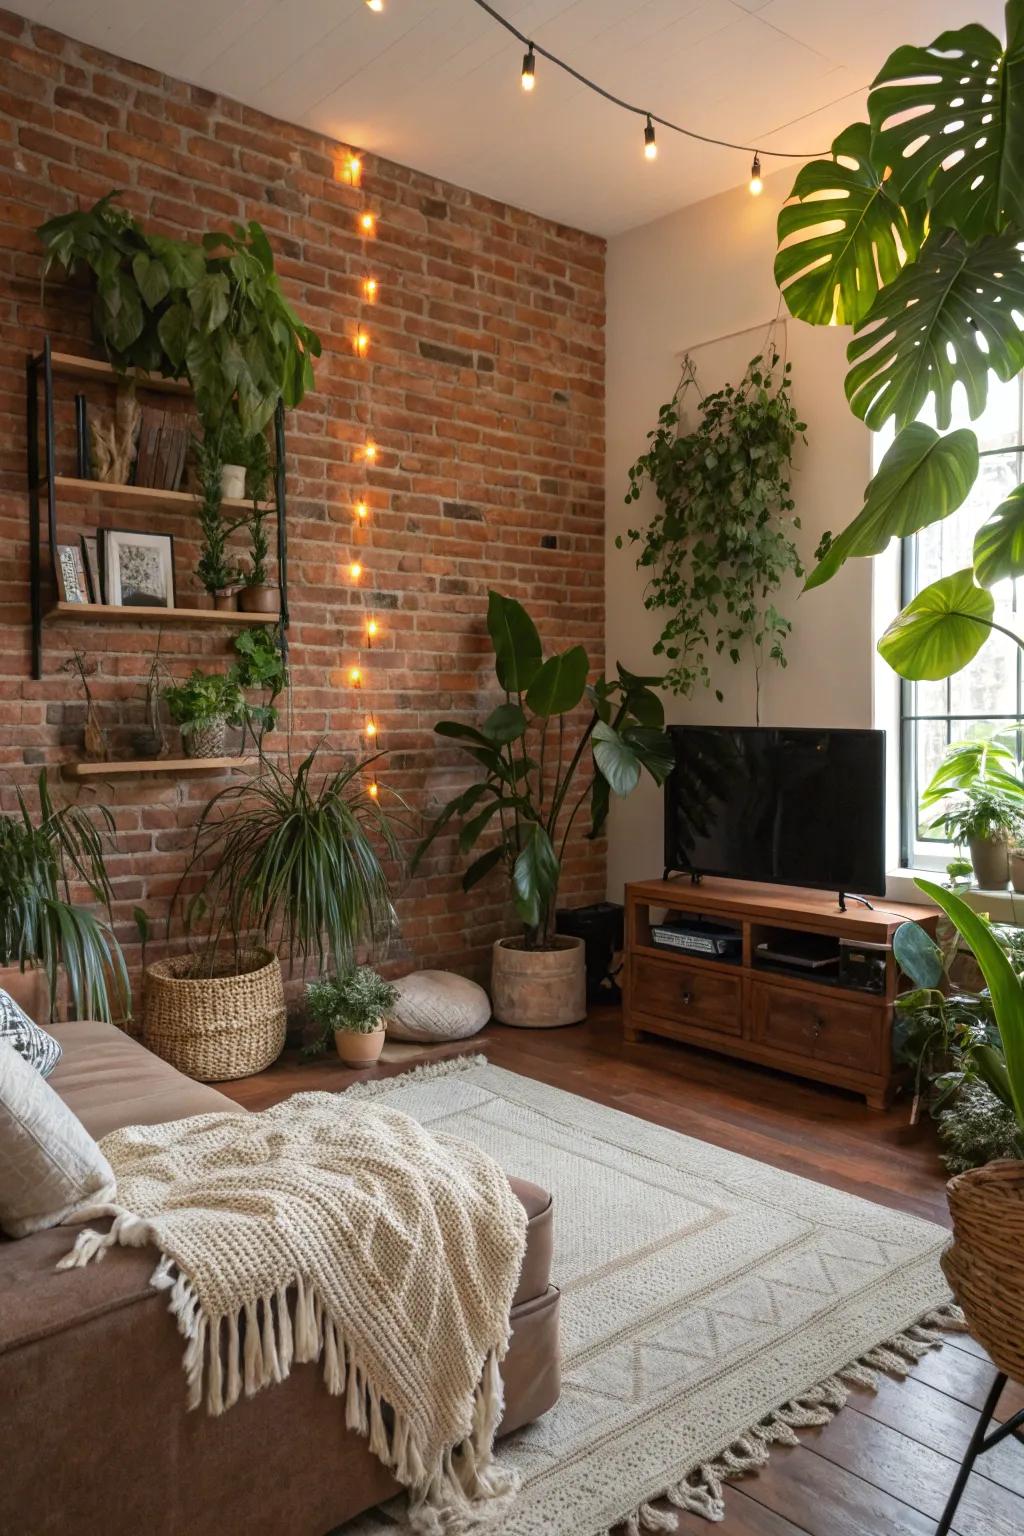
[0,771,129,1021]
[173,746,402,976]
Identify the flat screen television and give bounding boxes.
[664,726,886,896]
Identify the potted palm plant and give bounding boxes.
[414,591,673,1027]
[304,967,398,1066]
[0,770,128,1022]
[929,785,1023,891]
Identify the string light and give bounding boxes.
[350,667,362,687]
[349,561,362,581]
[346,155,362,185]
[359,211,376,236]
[643,115,657,161]
[365,0,383,11]
[521,44,536,92]
[365,719,378,739]
[355,498,369,521]
[355,326,370,357]
[749,153,763,196]
[367,618,379,639]
[368,781,379,799]
[363,440,378,463]
[363,275,379,302]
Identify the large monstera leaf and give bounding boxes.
[775,123,921,327]
[805,423,978,590]
[974,484,1024,587]
[877,568,994,680]
[846,228,1024,430]
[869,11,1024,242]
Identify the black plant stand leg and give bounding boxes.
[935,1370,1006,1536]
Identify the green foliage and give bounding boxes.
[191,431,238,595]
[303,966,398,1054]
[937,1080,1024,1174]
[231,627,287,748]
[37,194,320,437]
[174,746,400,978]
[619,352,804,707]
[930,784,1024,849]
[163,668,245,731]
[921,735,1024,812]
[0,771,128,1022]
[773,1,1024,685]
[892,920,944,989]
[413,593,672,946]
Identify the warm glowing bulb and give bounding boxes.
[359,211,376,235]
[363,276,378,301]
[349,561,362,580]
[521,46,536,92]
[749,153,763,196]
[365,720,378,738]
[347,155,362,183]
[644,115,657,161]
[350,667,362,687]
[363,440,378,463]
[365,0,383,11]
[355,328,369,357]
[368,781,379,799]
[367,618,379,638]
[355,499,369,521]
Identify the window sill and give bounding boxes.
[887,868,1024,925]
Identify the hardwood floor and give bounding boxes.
[222,1008,1024,1536]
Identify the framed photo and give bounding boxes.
[79,535,102,604]
[101,528,175,609]
[55,543,89,604]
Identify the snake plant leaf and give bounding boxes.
[592,721,641,797]
[525,646,589,717]
[974,484,1024,587]
[877,568,995,680]
[868,14,1024,242]
[846,229,1024,430]
[805,424,979,589]
[892,921,944,990]
[512,824,560,930]
[487,590,542,693]
[775,123,921,327]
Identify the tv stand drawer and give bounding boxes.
[749,981,883,1072]
[631,954,741,1036]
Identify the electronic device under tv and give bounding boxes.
[664,725,886,899]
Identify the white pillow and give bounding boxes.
[0,1040,116,1238]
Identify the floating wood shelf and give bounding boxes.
[47,602,279,627]
[61,756,257,780]
[45,475,273,514]
[49,351,192,395]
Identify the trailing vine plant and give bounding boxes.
[618,349,805,720]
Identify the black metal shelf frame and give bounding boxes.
[25,336,289,679]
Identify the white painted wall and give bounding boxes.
[604,167,877,898]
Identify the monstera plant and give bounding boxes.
[775,2,1024,682]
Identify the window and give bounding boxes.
[899,374,1024,868]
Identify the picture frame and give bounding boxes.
[55,543,89,604]
[79,534,102,604]
[100,528,176,609]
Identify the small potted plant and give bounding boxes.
[930,784,1024,890]
[192,434,240,610]
[303,967,398,1067]
[163,668,245,758]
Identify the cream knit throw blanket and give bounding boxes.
[58,1092,528,1535]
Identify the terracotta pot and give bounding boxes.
[214,591,237,612]
[220,464,246,500]
[1011,849,1024,894]
[491,934,586,1028]
[943,1160,1024,1385]
[238,583,279,614]
[968,834,1010,890]
[334,1024,386,1066]
[0,963,50,1023]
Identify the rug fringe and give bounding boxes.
[602,1301,966,1531]
[339,1053,488,1104]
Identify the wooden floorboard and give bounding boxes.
[222,1008,1023,1535]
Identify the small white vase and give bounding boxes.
[220,464,246,500]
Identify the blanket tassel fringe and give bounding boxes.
[605,1302,967,1533]
[58,1213,515,1535]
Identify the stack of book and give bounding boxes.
[135,408,190,492]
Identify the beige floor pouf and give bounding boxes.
[386,970,491,1042]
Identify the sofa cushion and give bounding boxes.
[0,1042,116,1238]
[0,986,60,1077]
[47,1020,237,1140]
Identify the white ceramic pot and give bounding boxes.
[220,464,247,500]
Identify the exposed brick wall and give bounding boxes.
[0,11,606,1016]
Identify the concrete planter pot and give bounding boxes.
[334,1023,386,1067]
[969,834,1010,891]
[491,934,586,1028]
[220,464,246,500]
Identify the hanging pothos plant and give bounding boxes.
[618,350,804,717]
[774,3,1024,683]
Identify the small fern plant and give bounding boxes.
[618,349,805,718]
[303,967,398,1055]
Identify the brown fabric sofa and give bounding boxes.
[0,1012,561,1536]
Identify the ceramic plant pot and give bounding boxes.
[1011,849,1024,894]
[220,464,246,500]
[214,591,237,612]
[490,934,586,1028]
[968,835,1010,891]
[238,583,279,614]
[334,1024,386,1067]
[183,716,228,759]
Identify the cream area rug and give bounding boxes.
[340,1056,960,1536]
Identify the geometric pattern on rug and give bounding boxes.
[340,1059,955,1536]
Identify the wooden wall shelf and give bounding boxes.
[49,351,192,394]
[46,475,273,514]
[47,601,279,628]
[623,876,940,1109]
[62,756,257,780]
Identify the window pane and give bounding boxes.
[915,718,949,841]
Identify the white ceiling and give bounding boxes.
[16,0,1007,236]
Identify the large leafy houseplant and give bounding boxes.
[775,2,1024,683]
[414,591,674,948]
[0,771,128,1022]
[619,351,804,716]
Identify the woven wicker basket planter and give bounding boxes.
[183,716,228,759]
[942,1159,1024,1383]
[143,948,286,1082]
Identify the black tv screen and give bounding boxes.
[664,726,886,896]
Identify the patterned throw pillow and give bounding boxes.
[0,988,61,1078]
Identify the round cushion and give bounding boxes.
[386,970,490,1042]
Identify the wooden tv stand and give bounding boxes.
[622,877,939,1109]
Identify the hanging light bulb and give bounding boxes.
[521,45,536,92]
[367,618,379,639]
[749,152,763,195]
[644,115,657,161]
[367,780,379,799]
[346,155,362,184]
[355,326,370,357]
[365,0,383,12]
[363,440,378,463]
[363,275,379,302]
[365,719,378,738]
[349,667,362,687]
[359,210,376,235]
[355,498,369,521]
[349,561,362,581]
